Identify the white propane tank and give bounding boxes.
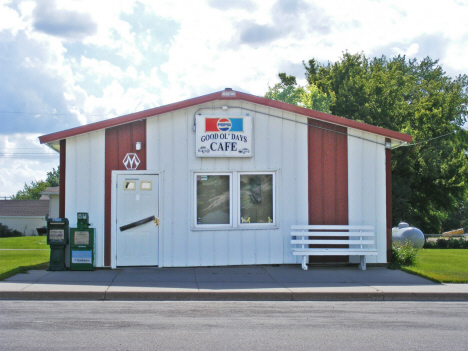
[392,222,425,249]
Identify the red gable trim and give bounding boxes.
[39,89,412,144]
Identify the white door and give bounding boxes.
[116,174,159,266]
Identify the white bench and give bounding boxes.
[291,225,378,270]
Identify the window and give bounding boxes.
[239,174,274,225]
[194,172,275,228]
[196,174,231,225]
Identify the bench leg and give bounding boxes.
[302,256,308,270]
[359,256,366,270]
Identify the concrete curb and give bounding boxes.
[3,267,468,301]
[381,292,468,301]
[2,290,468,301]
[0,291,106,301]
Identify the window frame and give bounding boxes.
[193,171,276,230]
[237,171,276,228]
[193,172,233,229]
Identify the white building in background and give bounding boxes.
[0,199,49,236]
[40,186,60,218]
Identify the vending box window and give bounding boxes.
[46,217,69,271]
[69,212,95,271]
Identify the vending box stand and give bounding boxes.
[70,212,95,271]
[46,217,69,271]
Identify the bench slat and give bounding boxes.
[293,250,378,256]
[291,232,375,237]
[291,225,374,231]
[291,240,375,245]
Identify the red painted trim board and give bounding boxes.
[104,120,146,267]
[308,119,349,263]
[386,139,392,263]
[59,139,66,218]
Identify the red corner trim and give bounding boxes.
[39,90,413,144]
[59,139,66,218]
[386,139,393,263]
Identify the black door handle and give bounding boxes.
[119,216,156,232]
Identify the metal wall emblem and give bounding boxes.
[123,153,140,170]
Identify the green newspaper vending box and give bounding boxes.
[70,213,94,271]
[46,217,69,271]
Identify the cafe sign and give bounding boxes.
[196,116,252,157]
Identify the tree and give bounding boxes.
[46,167,60,187]
[265,73,304,105]
[300,83,331,113]
[267,53,468,233]
[265,73,331,113]
[12,166,60,200]
[441,194,468,232]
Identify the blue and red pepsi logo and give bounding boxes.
[217,118,231,131]
[205,118,243,132]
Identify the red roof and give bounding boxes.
[39,89,412,144]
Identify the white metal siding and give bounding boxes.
[65,130,106,267]
[147,100,308,267]
[348,129,387,263]
[49,194,60,218]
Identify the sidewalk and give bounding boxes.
[1,265,468,301]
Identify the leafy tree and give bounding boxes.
[265,73,304,105]
[12,166,60,200]
[12,180,50,200]
[300,83,331,113]
[267,53,468,233]
[46,167,60,187]
[441,194,468,232]
[265,73,331,113]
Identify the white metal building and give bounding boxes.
[39,89,412,268]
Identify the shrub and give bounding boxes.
[447,238,468,249]
[448,238,461,249]
[462,240,468,249]
[424,237,468,249]
[423,240,437,249]
[390,240,419,269]
[436,238,448,248]
[0,223,23,238]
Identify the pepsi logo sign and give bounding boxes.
[217,118,231,132]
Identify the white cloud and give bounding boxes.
[1,0,468,195]
[0,2,23,34]
[0,134,59,197]
[33,0,98,40]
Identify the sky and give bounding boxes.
[1,0,468,197]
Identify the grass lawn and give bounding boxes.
[0,236,48,249]
[402,249,468,283]
[0,236,49,281]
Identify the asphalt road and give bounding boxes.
[1,301,468,350]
